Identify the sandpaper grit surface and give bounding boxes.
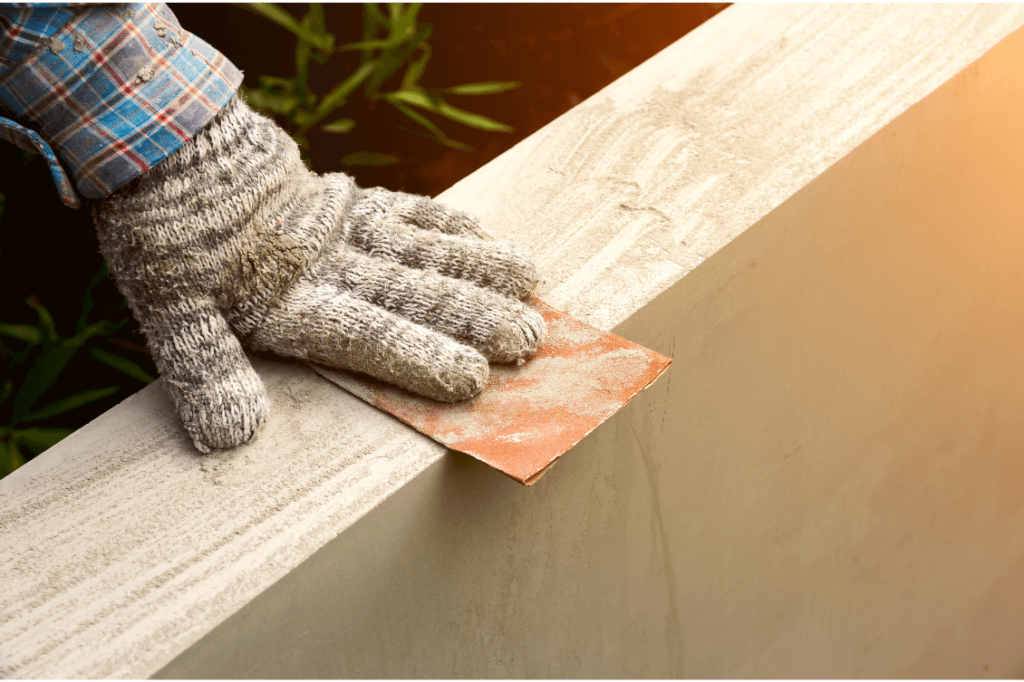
[311,299,671,485]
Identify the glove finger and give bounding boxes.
[143,299,270,453]
[248,279,489,403]
[358,187,486,237]
[347,214,541,300]
[317,245,545,363]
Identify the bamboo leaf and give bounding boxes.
[315,60,377,120]
[444,81,521,96]
[241,3,334,50]
[388,98,472,151]
[1,439,25,478]
[76,264,108,333]
[342,152,400,166]
[393,3,422,36]
[14,427,74,454]
[361,3,389,64]
[397,124,473,152]
[402,41,430,90]
[65,318,117,348]
[434,101,513,132]
[11,344,78,425]
[258,75,296,91]
[322,118,356,133]
[293,110,317,129]
[0,380,11,405]
[337,37,400,52]
[387,88,434,109]
[242,85,300,116]
[26,298,57,343]
[22,387,120,423]
[307,4,335,56]
[294,13,313,102]
[367,25,431,94]
[308,3,326,34]
[8,296,111,425]
[0,324,40,345]
[90,348,155,384]
[364,3,388,29]
[389,97,442,135]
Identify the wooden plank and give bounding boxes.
[443,3,1024,331]
[3,4,1023,678]
[162,21,1024,677]
[0,360,446,678]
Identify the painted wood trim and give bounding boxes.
[2,4,1023,678]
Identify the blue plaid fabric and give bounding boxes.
[0,3,243,208]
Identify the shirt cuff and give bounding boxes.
[0,3,243,206]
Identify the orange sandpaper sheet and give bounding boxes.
[311,299,672,485]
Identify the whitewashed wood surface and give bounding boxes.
[443,3,1024,331]
[0,360,446,678]
[3,4,1024,678]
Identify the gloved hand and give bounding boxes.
[92,95,545,453]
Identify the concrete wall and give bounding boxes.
[160,19,1024,679]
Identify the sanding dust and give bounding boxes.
[313,299,672,484]
[433,347,653,444]
[542,313,604,347]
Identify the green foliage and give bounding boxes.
[239,3,520,163]
[89,347,155,384]
[0,265,154,478]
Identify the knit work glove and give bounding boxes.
[92,96,545,453]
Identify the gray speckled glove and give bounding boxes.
[92,95,545,453]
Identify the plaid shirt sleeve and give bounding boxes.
[0,3,243,209]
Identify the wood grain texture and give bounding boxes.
[441,3,1024,331]
[159,25,1024,677]
[0,360,446,678]
[3,4,1024,679]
